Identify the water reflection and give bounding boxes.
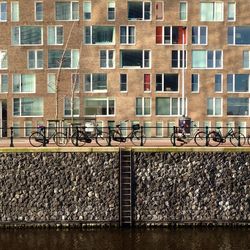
[0,228,249,250]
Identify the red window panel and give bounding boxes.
[178,26,187,44]
[156,26,162,44]
[144,74,151,91]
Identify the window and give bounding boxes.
[64,97,80,116]
[13,74,36,93]
[0,2,7,21]
[83,2,91,20]
[0,74,8,93]
[172,50,187,68]
[192,50,223,69]
[136,97,151,116]
[155,1,163,20]
[144,74,151,92]
[215,74,222,92]
[228,26,250,45]
[227,74,249,92]
[13,121,20,137]
[0,50,7,69]
[13,98,43,116]
[108,1,115,20]
[84,26,115,45]
[55,1,79,21]
[200,2,224,21]
[48,49,79,68]
[48,26,64,45]
[227,98,249,116]
[128,1,151,21]
[28,50,43,69]
[12,26,43,45]
[84,73,107,92]
[156,121,163,137]
[192,26,207,45]
[47,73,56,93]
[243,51,250,68]
[100,50,115,68]
[156,97,184,116]
[120,26,135,44]
[191,74,199,92]
[207,98,222,116]
[11,1,19,21]
[180,2,187,21]
[84,98,115,116]
[228,2,236,21]
[156,74,178,92]
[35,2,43,21]
[72,73,80,92]
[24,121,33,137]
[120,50,151,68]
[120,74,127,92]
[144,121,151,137]
[156,26,187,45]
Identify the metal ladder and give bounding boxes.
[119,148,133,227]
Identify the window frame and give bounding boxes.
[156,97,186,116]
[120,73,128,92]
[0,50,8,70]
[128,1,152,21]
[180,1,188,21]
[35,1,43,21]
[47,73,56,93]
[227,74,250,93]
[192,26,208,45]
[48,25,64,45]
[207,97,223,116]
[84,73,108,93]
[64,96,80,117]
[100,49,115,69]
[200,2,224,22]
[228,2,236,22]
[136,97,151,116]
[171,50,187,69]
[11,1,19,22]
[107,1,116,21]
[12,74,36,93]
[120,25,136,45]
[55,1,79,21]
[156,73,179,92]
[0,2,7,22]
[227,97,249,116]
[0,74,8,93]
[191,73,199,93]
[83,1,91,20]
[27,49,44,69]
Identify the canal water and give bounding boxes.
[0,228,249,250]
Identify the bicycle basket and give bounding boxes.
[132,124,140,131]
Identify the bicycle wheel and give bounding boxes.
[29,132,44,147]
[194,131,207,147]
[130,131,146,146]
[170,133,185,147]
[110,131,122,146]
[53,132,68,147]
[248,136,250,145]
[96,132,109,146]
[230,133,246,147]
[71,131,86,147]
[208,131,221,147]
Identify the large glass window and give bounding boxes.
[55,1,79,20]
[84,26,115,45]
[156,74,178,92]
[13,98,43,116]
[12,26,43,45]
[136,97,151,116]
[84,98,115,116]
[0,2,7,21]
[13,74,36,93]
[156,97,183,116]
[128,1,151,20]
[172,50,187,68]
[120,50,150,68]
[207,97,222,116]
[192,50,223,69]
[11,1,19,21]
[0,74,8,93]
[28,50,43,69]
[64,97,80,116]
[192,26,207,45]
[227,74,249,92]
[100,50,115,68]
[156,26,187,45]
[48,26,63,45]
[227,98,249,116]
[84,73,107,92]
[35,1,43,21]
[0,50,7,69]
[48,49,79,68]
[120,26,135,44]
[228,27,250,45]
[200,2,224,21]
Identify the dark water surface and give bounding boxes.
[0,228,249,250]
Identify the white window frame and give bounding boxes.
[48,25,64,45]
[228,2,236,22]
[83,1,91,20]
[156,121,164,137]
[12,74,36,93]
[136,97,151,116]
[84,73,107,93]
[180,1,188,21]
[72,73,80,93]
[144,73,151,92]
[243,50,250,69]
[191,73,199,93]
[47,73,56,93]
[120,73,128,92]
[100,50,115,69]
[207,97,223,116]
[172,50,187,69]
[227,74,250,93]
[128,1,152,21]
[11,1,19,22]
[55,1,79,21]
[192,26,208,45]
[35,1,43,21]
[0,74,8,93]
[120,25,136,45]
[27,49,43,69]
[156,73,179,92]
[215,73,223,93]
[0,50,7,69]
[24,121,33,137]
[64,96,80,117]
[200,2,224,22]
[107,1,116,21]
[0,2,7,22]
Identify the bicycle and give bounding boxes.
[207,127,246,147]
[110,123,146,146]
[29,125,68,147]
[170,123,207,147]
[71,124,109,147]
